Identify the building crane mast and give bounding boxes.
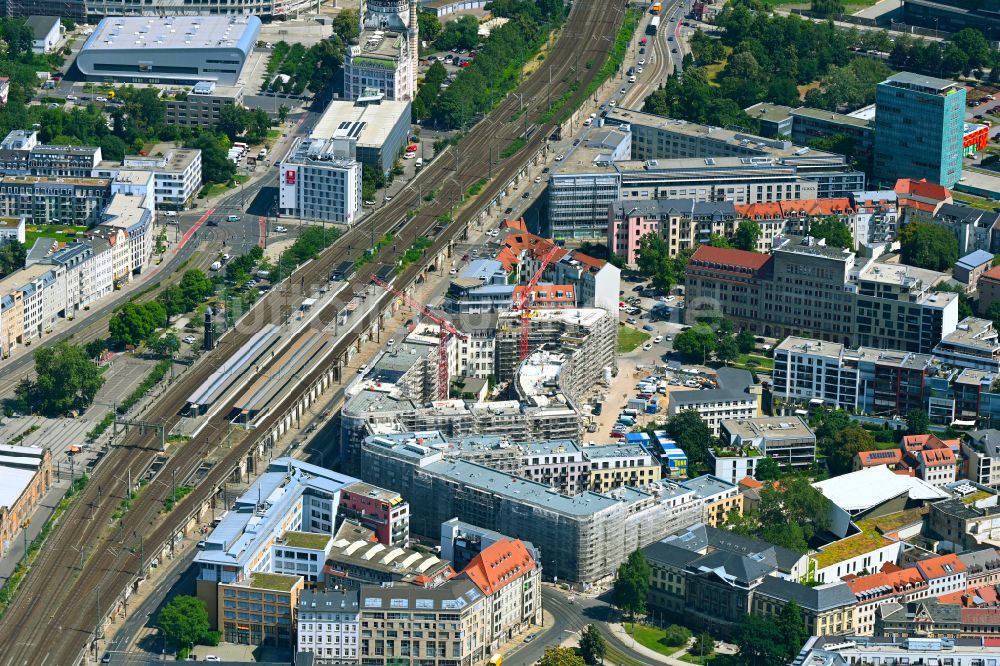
[510,245,562,361]
[372,275,467,401]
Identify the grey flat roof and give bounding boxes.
[671,367,756,406]
[84,15,259,51]
[791,106,874,129]
[745,102,793,123]
[883,71,961,93]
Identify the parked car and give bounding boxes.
[183,335,196,344]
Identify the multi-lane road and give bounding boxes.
[0,0,628,662]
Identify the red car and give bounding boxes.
[610,431,625,438]
[460,61,470,68]
[469,51,478,57]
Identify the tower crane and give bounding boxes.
[372,275,467,401]
[510,245,562,361]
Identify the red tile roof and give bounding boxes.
[962,607,1000,625]
[739,476,763,490]
[462,538,537,596]
[916,447,956,468]
[913,553,967,581]
[983,266,1000,282]
[846,567,926,600]
[689,245,772,271]
[736,198,855,220]
[855,449,904,468]
[894,178,952,202]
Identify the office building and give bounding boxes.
[323,521,454,589]
[344,0,418,101]
[308,92,412,176]
[643,523,853,637]
[874,72,966,188]
[713,416,816,483]
[790,106,875,169]
[163,82,245,129]
[667,367,761,436]
[337,482,409,547]
[744,102,793,138]
[546,110,864,240]
[278,137,362,224]
[76,16,261,86]
[8,0,320,19]
[358,430,737,582]
[194,459,362,639]
[796,635,1000,665]
[0,445,51,557]
[686,239,958,352]
[94,149,202,208]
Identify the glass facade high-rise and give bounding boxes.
[874,72,966,188]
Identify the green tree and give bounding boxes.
[809,216,854,249]
[986,301,1000,331]
[436,15,479,51]
[613,549,650,619]
[952,28,992,71]
[0,239,26,277]
[418,11,442,46]
[539,647,586,666]
[662,624,692,647]
[179,270,215,310]
[153,332,180,359]
[692,631,715,658]
[578,624,607,666]
[822,423,875,476]
[733,219,761,252]
[19,341,105,416]
[907,408,929,436]
[277,104,290,123]
[332,9,361,43]
[217,103,245,141]
[158,595,211,650]
[187,132,236,185]
[736,613,787,665]
[811,0,845,16]
[673,323,717,363]
[716,334,739,365]
[736,329,756,354]
[899,220,959,271]
[636,233,679,293]
[777,600,808,661]
[664,409,715,473]
[109,301,166,347]
[754,456,782,482]
[708,233,731,248]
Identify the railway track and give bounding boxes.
[0,1,626,662]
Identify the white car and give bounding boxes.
[654,336,663,344]
[205,658,221,663]
[66,94,78,101]
[638,58,646,65]
[534,176,541,183]
[274,225,287,233]
[643,343,652,351]
[183,335,196,344]
[609,100,616,107]
[449,268,457,275]
[637,66,643,74]
[95,96,107,102]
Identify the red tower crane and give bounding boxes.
[372,275,466,401]
[510,245,562,361]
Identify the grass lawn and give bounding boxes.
[732,353,774,371]
[619,326,651,353]
[267,129,281,140]
[703,46,732,85]
[25,224,88,246]
[199,174,251,199]
[623,623,685,658]
[680,654,739,665]
[953,190,1000,211]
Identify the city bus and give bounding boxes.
[648,15,660,35]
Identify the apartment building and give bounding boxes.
[0,175,111,226]
[0,216,24,244]
[847,568,930,636]
[278,137,361,224]
[666,367,761,436]
[936,205,1000,256]
[933,317,1000,372]
[337,482,409,547]
[296,588,360,664]
[608,199,738,263]
[440,519,542,573]
[962,429,1000,487]
[218,573,303,648]
[850,190,899,249]
[874,72,966,188]
[686,238,958,352]
[163,82,245,129]
[99,192,154,279]
[93,150,202,208]
[0,445,51,558]
[0,130,102,178]
[358,430,735,582]
[584,444,661,493]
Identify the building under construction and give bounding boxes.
[495,307,618,390]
